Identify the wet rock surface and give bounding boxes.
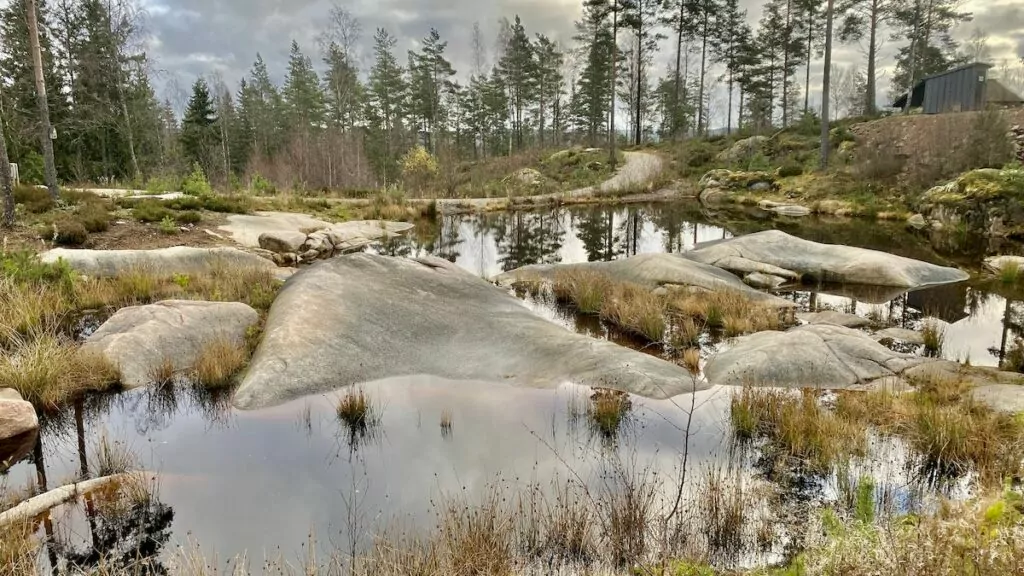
[705,324,934,389]
[83,300,258,389]
[224,213,414,263]
[496,252,795,307]
[234,254,703,410]
[688,230,969,289]
[41,246,279,277]
[797,311,872,329]
[0,389,38,446]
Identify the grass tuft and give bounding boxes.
[0,333,119,408]
[922,321,945,358]
[193,336,248,388]
[587,388,632,440]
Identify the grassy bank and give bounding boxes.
[0,251,280,408]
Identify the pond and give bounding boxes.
[6,200,1022,573]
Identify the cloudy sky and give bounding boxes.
[142,0,1024,115]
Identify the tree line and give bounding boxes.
[0,0,980,195]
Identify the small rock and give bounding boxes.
[0,390,39,442]
[797,311,872,329]
[259,231,308,254]
[907,213,927,230]
[744,272,787,289]
[749,181,772,192]
[984,255,1024,275]
[300,249,320,261]
[873,327,925,345]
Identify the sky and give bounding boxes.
[139,0,1024,115]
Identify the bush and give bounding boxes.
[201,194,250,214]
[17,151,45,185]
[964,107,1014,171]
[76,203,111,233]
[132,200,173,223]
[48,217,89,246]
[778,164,805,178]
[13,185,55,213]
[175,210,202,225]
[250,173,276,195]
[401,146,439,193]
[182,163,213,196]
[145,174,182,194]
[158,215,178,235]
[164,196,203,211]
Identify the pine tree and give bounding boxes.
[497,16,536,151]
[620,0,664,144]
[407,28,455,151]
[180,78,218,173]
[574,0,613,147]
[717,0,752,134]
[365,28,407,183]
[283,41,325,133]
[533,34,564,148]
[890,0,967,102]
[26,0,59,197]
[837,0,893,115]
[322,42,363,131]
[246,54,283,160]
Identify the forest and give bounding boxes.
[0,0,1014,195]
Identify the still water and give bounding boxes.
[6,201,1022,571]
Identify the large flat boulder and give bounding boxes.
[494,253,794,308]
[705,324,934,389]
[41,246,278,277]
[234,254,703,410]
[687,230,969,289]
[83,300,258,389]
[219,212,331,248]
[0,389,38,442]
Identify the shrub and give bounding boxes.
[200,194,250,214]
[193,337,248,388]
[778,164,805,178]
[145,174,182,194]
[164,196,203,211]
[158,216,178,235]
[250,173,276,195]
[18,151,45,184]
[922,321,945,358]
[175,210,202,225]
[13,185,55,213]
[132,200,173,223]
[49,217,89,246]
[76,202,111,233]
[401,146,439,193]
[1003,339,1024,373]
[182,163,213,196]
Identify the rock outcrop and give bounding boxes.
[698,170,777,204]
[234,254,703,410]
[83,300,258,389]
[716,136,769,165]
[0,389,38,444]
[705,324,934,389]
[687,230,969,289]
[495,252,795,307]
[919,168,1024,237]
[222,213,414,264]
[41,246,279,278]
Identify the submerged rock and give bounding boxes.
[495,252,795,308]
[797,311,872,329]
[744,272,787,289]
[687,230,969,289]
[704,324,934,389]
[234,255,703,410]
[983,255,1024,275]
[0,389,38,444]
[874,327,925,346]
[83,300,258,389]
[41,246,279,278]
[757,199,812,217]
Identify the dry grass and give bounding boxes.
[92,433,138,478]
[0,332,119,408]
[669,290,781,333]
[552,268,612,314]
[730,388,867,474]
[0,520,38,574]
[149,356,177,386]
[440,409,453,435]
[681,348,702,375]
[587,388,632,439]
[921,321,945,358]
[697,467,749,559]
[600,282,666,343]
[193,336,249,388]
[336,388,380,432]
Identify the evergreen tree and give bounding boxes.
[283,40,325,132]
[889,0,967,102]
[365,27,407,183]
[574,0,614,147]
[533,34,564,148]
[717,0,752,134]
[322,42,363,131]
[837,0,893,115]
[497,16,536,151]
[246,54,283,160]
[620,0,664,144]
[180,78,218,173]
[407,28,455,151]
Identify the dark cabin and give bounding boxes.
[892,62,1002,114]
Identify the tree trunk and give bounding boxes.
[0,83,14,228]
[727,69,735,135]
[820,0,835,169]
[26,0,59,199]
[609,4,618,168]
[673,1,685,140]
[697,14,709,136]
[635,20,643,146]
[782,0,792,127]
[865,0,878,115]
[804,12,813,117]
